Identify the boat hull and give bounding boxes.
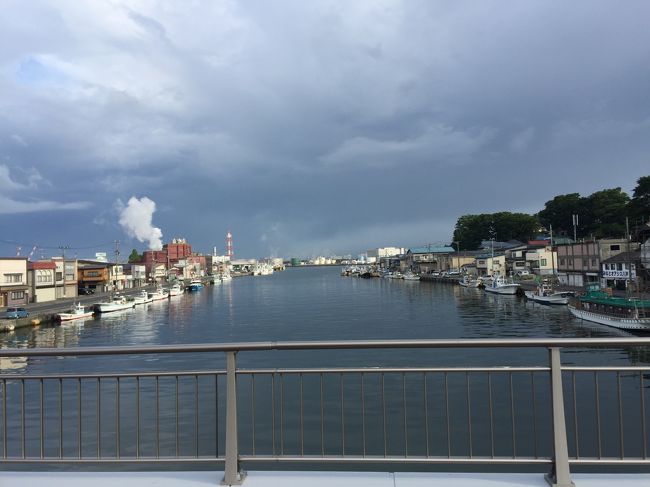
[524,291,571,305]
[485,285,519,295]
[568,305,650,331]
[95,303,135,313]
[57,311,94,321]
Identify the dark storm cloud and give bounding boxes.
[1,1,649,257]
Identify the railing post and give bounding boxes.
[545,347,574,487]
[222,351,246,485]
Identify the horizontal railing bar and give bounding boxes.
[1,337,649,357]
[0,370,225,380]
[236,367,550,374]
[570,458,650,465]
[563,366,650,372]
[0,458,224,463]
[239,456,552,464]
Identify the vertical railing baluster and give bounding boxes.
[280,373,284,455]
[361,372,366,457]
[545,347,573,487]
[97,378,101,459]
[488,372,494,458]
[466,372,472,458]
[251,374,256,456]
[195,375,199,458]
[641,372,647,459]
[341,373,345,456]
[21,379,25,459]
[78,378,82,459]
[444,372,450,458]
[175,375,179,458]
[3,379,7,459]
[402,372,407,457]
[215,374,219,458]
[222,351,245,485]
[531,372,538,459]
[299,373,303,456]
[617,372,624,459]
[155,376,159,459]
[572,372,578,458]
[59,378,63,458]
[136,377,140,459]
[116,377,120,459]
[381,373,387,457]
[271,373,275,457]
[424,372,429,457]
[319,373,324,457]
[40,378,44,459]
[595,372,602,459]
[509,372,516,457]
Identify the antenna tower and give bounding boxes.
[226,231,234,260]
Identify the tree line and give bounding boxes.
[452,176,650,251]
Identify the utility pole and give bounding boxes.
[114,240,121,291]
[572,214,579,242]
[58,245,70,299]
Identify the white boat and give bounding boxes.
[132,290,153,305]
[57,303,94,321]
[568,291,650,331]
[458,275,481,288]
[95,295,135,314]
[187,278,204,291]
[148,287,167,301]
[221,272,232,282]
[168,283,183,296]
[484,275,520,295]
[402,271,420,281]
[525,284,574,305]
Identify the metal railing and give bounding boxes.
[2,338,650,486]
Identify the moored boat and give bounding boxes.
[57,303,94,321]
[132,290,153,305]
[402,271,421,281]
[484,274,520,295]
[458,275,481,288]
[148,287,167,301]
[568,291,650,331]
[94,295,135,314]
[187,278,204,291]
[168,283,183,296]
[525,283,574,305]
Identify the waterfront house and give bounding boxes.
[556,241,600,287]
[123,264,146,288]
[525,246,558,276]
[475,253,506,277]
[504,244,530,275]
[600,250,645,292]
[0,257,28,307]
[27,261,57,303]
[52,257,78,298]
[77,261,111,293]
[402,246,455,274]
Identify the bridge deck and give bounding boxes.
[2,471,650,487]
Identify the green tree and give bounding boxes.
[628,175,650,227]
[537,193,586,236]
[452,212,540,250]
[128,249,143,263]
[584,187,630,238]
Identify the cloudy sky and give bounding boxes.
[1,1,649,259]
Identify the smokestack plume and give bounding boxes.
[117,196,163,250]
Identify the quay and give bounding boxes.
[1,338,650,486]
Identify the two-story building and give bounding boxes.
[77,262,111,292]
[556,241,600,287]
[52,257,78,299]
[0,257,29,307]
[123,264,146,288]
[526,246,558,276]
[601,251,645,292]
[475,254,506,277]
[402,246,456,274]
[27,261,57,303]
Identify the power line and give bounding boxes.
[0,239,117,250]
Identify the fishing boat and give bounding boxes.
[132,290,153,305]
[94,295,135,314]
[525,283,574,305]
[187,278,204,291]
[168,283,183,296]
[402,271,421,281]
[484,274,520,295]
[57,303,94,321]
[568,290,650,331]
[458,275,481,288]
[147,287,167,301]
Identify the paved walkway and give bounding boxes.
[2,471,649,487]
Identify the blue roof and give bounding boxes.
[408,246,455,254]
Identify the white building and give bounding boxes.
[367,247,404,259]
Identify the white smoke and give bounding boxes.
[117,196,163,250]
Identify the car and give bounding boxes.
[78,287,95,295]
[5,307,29,319]
[516,270,530,276]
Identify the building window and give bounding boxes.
[10,291,25,300]
[4,273,23,283]
[559,258,565,266]
[540,259,547,266]
[591,259,597,266]
[86,271,100,277]
[610,245,620,251]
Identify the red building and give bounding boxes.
[164,239,192,261]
